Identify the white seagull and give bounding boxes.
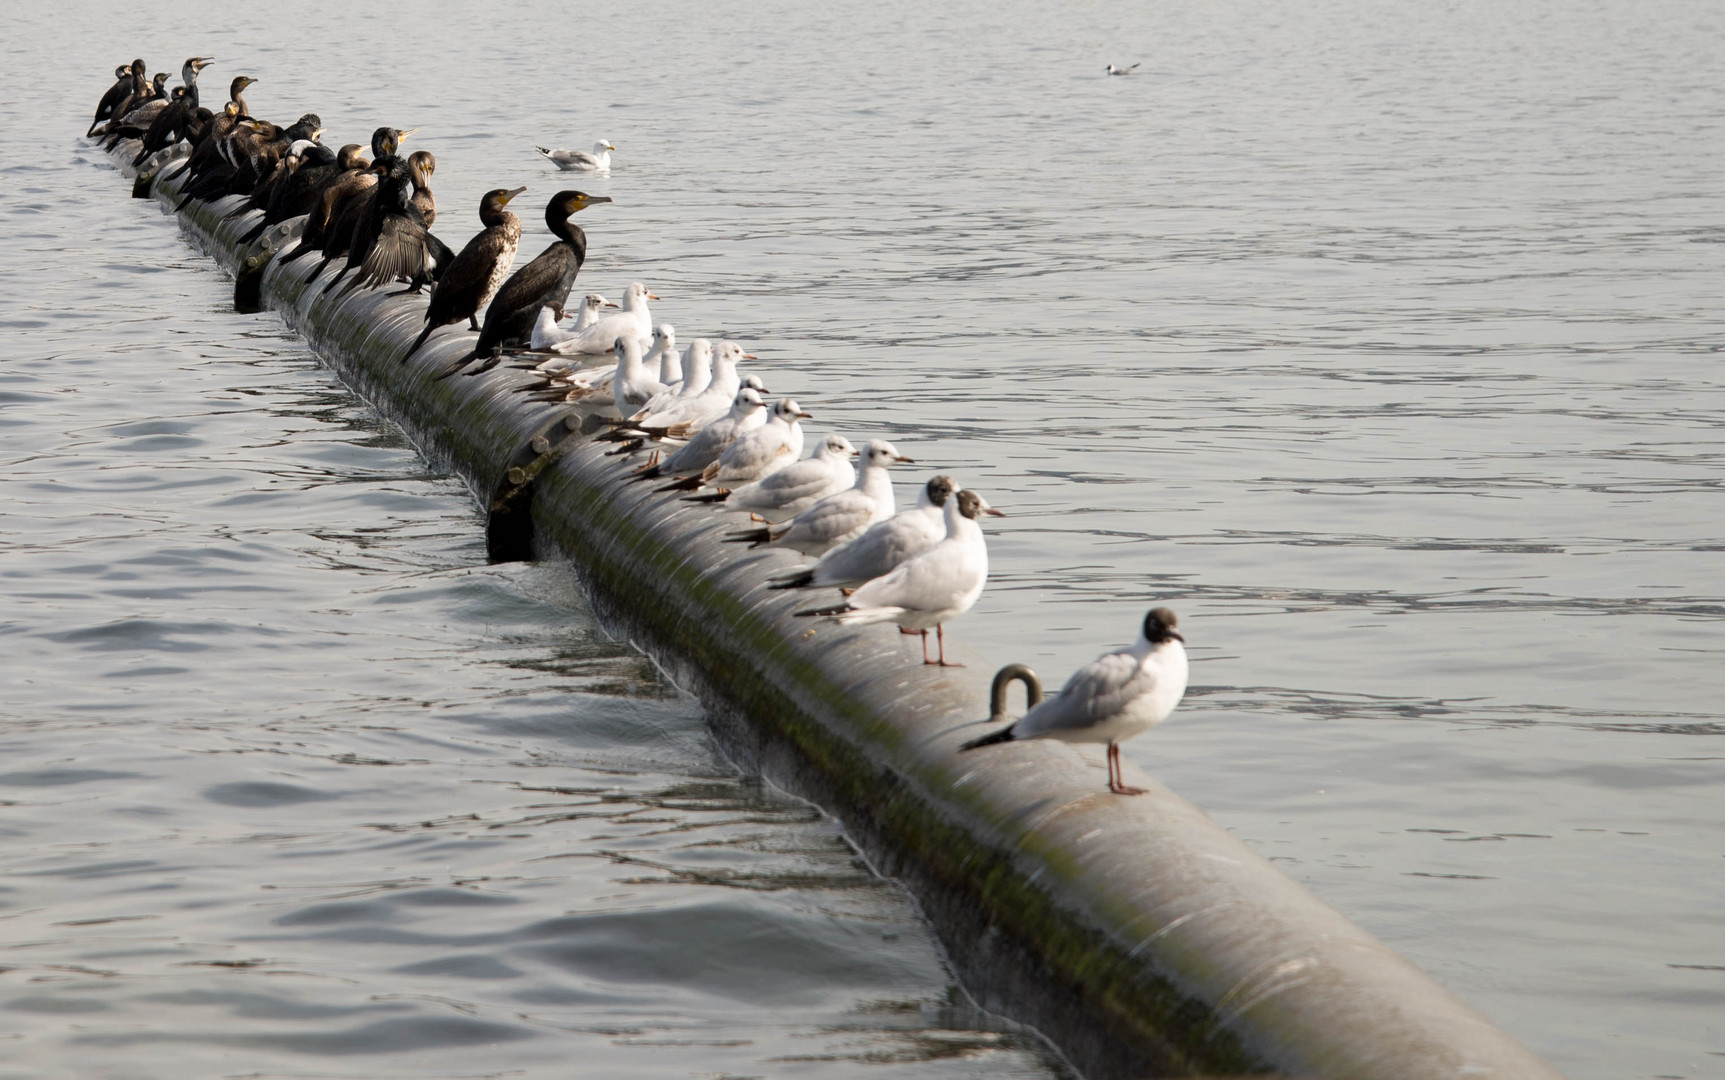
[530,293,616,350]
[726,439,911,556]
[769,475,957,589]
[536,139,616,171]
[549,281,657,356]
[690,434,858,517]
[796,489,1002,666]
[633,337,713,420]
[661,398,809,493]
[1106,63,1141,76]
[960,608,1189,795]
[625,341,757,436]
[630,387,768,481]
[650,324,682,385]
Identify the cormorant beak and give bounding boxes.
[194,57,214,70]
[399,128,418,142]
[893,454,916,464]
[501,185,527,203]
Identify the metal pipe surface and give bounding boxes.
[102,139,1566,1080]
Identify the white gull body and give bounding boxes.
[962,608,1188,794]
[797,489,1000,664]
[550,282,656,356]
[715,434,858,519]
[771,475,956,588]
[536,139,615,171]
[732,439,910,556]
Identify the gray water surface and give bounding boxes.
[6,1,1725,1077]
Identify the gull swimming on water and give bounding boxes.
[1106,63,1141,76]
[536,140,616,172]
[960,607,1189,795]
[796,489,1002,666]
[769,475,957,589]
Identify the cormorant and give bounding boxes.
[276,143,379,267]
[436,190,611,379]
[239,142,358,246]
[98,61,151,137]
[131,56,213,166]
[294,127,412,282]
[402,185,526,362]
[158,77,254,189]
[331,151,452,299]
[88,62,138,137]
[101,71,169,146]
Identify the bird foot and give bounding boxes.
[1109,782,1147,796]
[898,626,920,635]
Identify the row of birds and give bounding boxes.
[89,57,1188,796]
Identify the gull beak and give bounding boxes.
[893,455,916,464]
[1168,630,1186,643]
[983,507,1006,517]
[795,411,812,419]
[603,301,619,308]
[647,293,661,300]
[850,449,862,458]
[607,143,617,150]
[741,352,758,360]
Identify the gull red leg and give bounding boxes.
[1108,742,1146,796]
[934,623,964,667]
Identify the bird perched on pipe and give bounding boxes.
[960,608,1189,795]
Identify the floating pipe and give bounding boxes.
[102,139,1566,1080]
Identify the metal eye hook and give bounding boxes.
[989,663,1042,721]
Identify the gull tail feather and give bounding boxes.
[959,726,1016,751]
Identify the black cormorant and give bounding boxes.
[131,56,212,165]
[88,62,138,137]
[436,190,610,379]
[331,151,452,298]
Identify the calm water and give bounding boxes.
[5,1,1725,1076]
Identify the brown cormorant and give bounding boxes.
[402,185,526,362]
[436,190,610,379]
